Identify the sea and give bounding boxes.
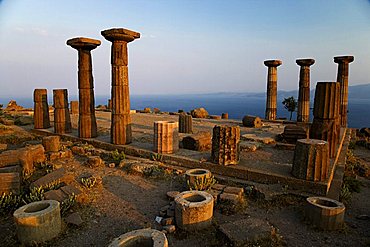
[1,94,369,129]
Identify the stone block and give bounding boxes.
[30,167,66,189]
[210,115,221,120]
[242,115,262,128]
[65,212,83,226]
[84,156,104,168]
[219,193,241,204]
[190,108,209,118]
[219,217,275,247]
[161,217,174,226]
[223,186,244,197]
[44,189,68,202]
[60,185,81,197]
[0,143,8,151]
[0,172,20,194]
[0,144,45,174]
[42,136,60,152]
[182,132,212,151]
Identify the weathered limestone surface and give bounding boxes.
[101,28,140,144]
[296,58,315,122]
[242,115,262,128]
[174,191,214,231]
[182,132,212,151]
[0,144,45,174]
[219,217,275,246]
[108,228,168,247]
[67,37,100,138]
[292,139,329,181]
[153,121,179,154]
[211,125,240,165]
[190,108,209,118]
[264,60,282,120]
[282,124,309,144]
[305,197,345,230]
[53,89,72,134]
[179,113,193,133]
[42,136,60,153]
[334,56,354,127]
[0,172,20,194]
[185,169,211,188]
[13,200,61,245]
[33,89,50,129]
[30,167,66,189]
[70,101,79,115]
[310,82,340,158]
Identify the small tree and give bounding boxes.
[282,96,298,120]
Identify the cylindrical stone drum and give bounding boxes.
[211,125,240,165]
[33,89,50,129]
[292,139,329,182]
[153,121,179,154]
[179,114,193,134]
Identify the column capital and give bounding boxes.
[66,37,101,50]
[264,60,282,67]
[334,55,354,64]
[296,58,315,67]
[101,28,140,43]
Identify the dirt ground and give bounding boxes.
[0,111,369,246]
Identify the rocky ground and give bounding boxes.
[0,105,369,246]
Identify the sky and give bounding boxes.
[0,0,370,97]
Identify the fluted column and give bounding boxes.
[101,28,140,145]
[334,56,354,127]
[53,89,72,134]
[33,89,50,129]
[264,60,282,120]
[67,37,100,138]
[310,82,340,158]
[296,59,315,122]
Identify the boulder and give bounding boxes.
[190,108,209,118]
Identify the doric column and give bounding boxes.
[67,37,100,138]
[179,113,193,134]
[53,89,72,134]
[33,89,50,129]
[264,60,282,120]
[334,56,354,127]
[211,125,240,165]
[296,59,315,122]
[101,28,140,144]
[153,121,179,154]
[310,82,340,158]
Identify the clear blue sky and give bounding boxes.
[1,0,369,97]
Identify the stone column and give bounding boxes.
[67,37,101,138]
[70,101,79,115]
[310,82,340,158]
[101,28,140,145]
[33,89,50,129]
[264,60,282,120]
[211,125,240,165]
[292,139,329,181]
[296,59,315,122]
[153,121,179,154]
[334,56,354,127]
[179,113,193,134]
[53,89,72,134]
